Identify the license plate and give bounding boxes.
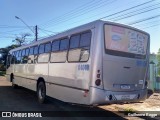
[114,94,137,100]
[120,85,130,89]
[121,95,130,100]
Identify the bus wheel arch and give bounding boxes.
[37,77,46,104]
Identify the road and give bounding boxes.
[0,76,126,120]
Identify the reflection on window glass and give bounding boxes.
[45,43,51,53]
[70,35,80,49]
[15,50,21,64]
[60,39,69,51]
[52,41,60,51]
[68,49,81,62]
[50,52,67,62]
[80,32,91,47]
[68,31,91,62]
[19,50,22,57]
[11,52,15,64]
[26,48,29,56]
[38,54,50,63]
[80,48,90,62]
[34,46,38,55]
[29,47,34,55]
[22,49,25,56]
[39,44,45,54]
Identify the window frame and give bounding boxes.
[38,44,45,54]
[29,46,34,55]
[68,30,92,63]
[45,42,52,53]
[103,24,147,59]
[21,49,26,57]
[33,45,38,55]
[25,48,30,56]
[60,38,69,51]
[51,40,60,52]
[50,37,69,63]
[37,42,51,63]
[16,50,22,64]
[11,51,16,64]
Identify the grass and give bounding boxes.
[0,71,6,76]
[124,107,135,113]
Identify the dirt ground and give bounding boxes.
[100,92,160,111]
[99,91,160,119]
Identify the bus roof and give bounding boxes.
[9,20,149,53]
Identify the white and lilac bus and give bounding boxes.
[6,20,150,105]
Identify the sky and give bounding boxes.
[0,0,160,53]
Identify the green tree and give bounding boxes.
[0,33,30,70]
[0,44,20,66]
[157,48,160,76]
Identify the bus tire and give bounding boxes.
[37,81,46,104]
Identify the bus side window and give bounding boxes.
[45,42,51,53]
[25,48,29,63]
[68,31,91,62]
[79,32,91,61]
[6,54,11,69]
[50,38,69,63]
[34,46,38,55]
[21,49,26,64]
[38,42,51,63]
[21,48,29,64]
[38,43,49,63]
[15,51,19,64]
[68,34,81,62]
[18,50,22,64]
[33,46,38,63]
[11,52,15,64]
[39,44,45,54]
[52,40,60,52]
[29,47,34,55]
[28,47,34,64]
[15,50,21,64]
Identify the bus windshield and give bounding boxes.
[104,24,148,59]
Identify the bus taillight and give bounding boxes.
[97,74,100,78]
[95,70,101,86]
[95,79,101,86]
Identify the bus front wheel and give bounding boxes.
[37,81,46,104]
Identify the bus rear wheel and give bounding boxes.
[37,81,46,104]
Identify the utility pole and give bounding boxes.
[35,25,38,41]
[15,16,38,42]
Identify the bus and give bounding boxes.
[6,20,150,105]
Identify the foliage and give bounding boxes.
[0,44,20,67]
[0,70,6,76]
[0,33,30,71]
